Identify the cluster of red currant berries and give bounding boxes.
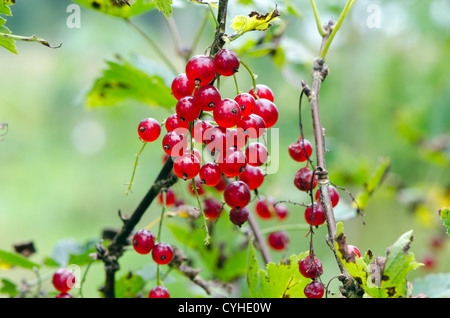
[52,268,76,298]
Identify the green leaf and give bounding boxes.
[115,272,145,298]
[0,278,19,297]
[154,0,172,17]
[0,0,14,16]
[247,240,310,298]
[0,20,17,54]
[47,238,97,267]
[439,207,450,236]
[86,56,175,109]
[0,250,40,270]
[231,8,281,36]
[72,0,156,18]
[412,273,450,298]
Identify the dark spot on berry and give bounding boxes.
[161,255,166,261]
[164,144,170,150]
[139,127,146,132]
[208,102,214,108]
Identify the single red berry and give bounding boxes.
[229,207,249,226]
[164,113,190,132]
[268,231,289,251]
[238,165,264,190]
[288,138,313,162]
[294,166,318,192]
[203,126,227,153]
[245,142,268,167]
[253,98,278,128]
[192,120,214,144]
[255,196,276,219]
[214,177,227,192]
[138,118,161,142]
[158,188,176,206]
[152,242,174,265]
[214,49,240,76]
[52,268,76,293]
[213,98,242,128]
[173,153,201,180]
[188,177,205,196]
[248,114,266,138]
[203,197,223,221]
[248,84,274,102]
[228,128,248,149]
[176,96,201,122]
[299,255,323,279]
[55,292,73,298]
[237,115,265,139]
[149,285,170,298]
[162,131,188,157]
[304,280,325,298]
[315,185,340,208]
[194,85,221,111]
[132,229,155,255]
[304,202,326,226]
[199,162,222,186]
[347,244,361,258]
[234,93,256,117]
[218,147,247,178]
[224,180,251,208]
[186,55,216,86]
[171,73,196,100]
[274,203,288,220]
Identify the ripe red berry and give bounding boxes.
[288,138,313,162]
[149,285,170,298]
[255,196,275,219]
[245,142,268,167]
[299,255,323,278]
[267,231,289,250]
[214,49,240,76]
[132,229,155,255]
[138,118,161,142]
[237,115,265,139]
[214,177,227,192]
[199,162,222,186]
[224,180,251,208]
[347,244,361,258]
[229,207,249,226]
[194,85,221,111]
[203,126,227,153]
[203,197,223,221]
[304,280,325,298]
[192,120,214,144]
[186,55,216,86]
[228,128,248,149]
[294,166,318,192]
[304,202,326,226]
[188,177,205,196]
[218,147,247,178]
[158,188,176,206]
[171,73,196,100]
[162,131,188,157]
[315,185,340,207]
[152,242,174,265]
[238,165,264,190]
[248,84,274,102]
[253,98,278,128]
[52,268,76,293]
[55,292,73,298]
[274,203,288,220]
[248,114,266,138]
[176,96,201,122]
[213,98,242,128]
[173,153,201,180]
[164,113,190,132]
[234,93,256,117]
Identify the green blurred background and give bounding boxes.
[0,0,449,297]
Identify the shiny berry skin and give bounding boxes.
[203,197,223,220]
[199,162,222,186]
[152,242,174,265]
[214,49,240,76]
[204,126,227,153]
[132,229,155,255]
[218,147,247,178]
[214,177,227,192]
[192,120,214,144]
[171,73,196,100]
[194,85,221,111]
[253,98,278,128]
[213,98,242,128]
[173,153,201,180]
[224,180,251,208]
[149,285,170,298]
[288,138,313,162]
[315,185,340,207]
[55,292,73,298]
[248,84,274,102]
[347,244,361,257]
[245,142,268,167]
[138,118,161,142]
[299,255,323,278]
[234,93,256,117]
[238,165,264,190]
[185,55,216,86]
[165,113,190,132]
[304,280,325,298]
[304,202,326,226]
[268,231,289,250]
[162,131,188,157]
[274,204,288,220]
[229,207,249,226]
[158,188,176,206]
[248,114,266,138]
[237,115,265,139]
[176,96,201,122]
[255,197,275,219]
[228,128,248,149]
[52,268,76,293]
[294,166,318,192]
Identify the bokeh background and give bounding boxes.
[0,0,449,297]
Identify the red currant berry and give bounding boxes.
[171,73,196,100]
[294,166,318,192]
[218,147,247,178]
[253,98,278,128]
[228,128,248,149]
[152,242,174,265]
[52,268,76,293]
[229,207,249,226]
[224,180,251,208]
[176,96,201,122]
[194,85,221,111]
[238,165,264,190]
[248,84,274,102]
[164,113,190,132]
[192,120,214,144]
[248,114,266,138]
[199,162,222,186]
[162,131,188,157]
[132,229,155,255]
[274,203,288,220]
[173,153,200,180]
[203,197,223,221]
[149,285,170,298]
[268,231,289,250]
[245,142,268,167]
[158,188,176,206]
[237,115,265,139]
[304,280,325,298]
[255,196,276,219]
[213,98,242,128]
[299,255,323,278]
[204,126,227,153]
[55,292,73,298]
[186,55,216,86]
[347,244,361,258]
[214,177,227,192]
[304,202,326,226]
[188,177,205,196]
[234,93,256,117]
[214,49,240,76]
[138,118,161,142]
[288,138,313,162]
[315,185,340,207]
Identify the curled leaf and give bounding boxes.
[231,8,280,36]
